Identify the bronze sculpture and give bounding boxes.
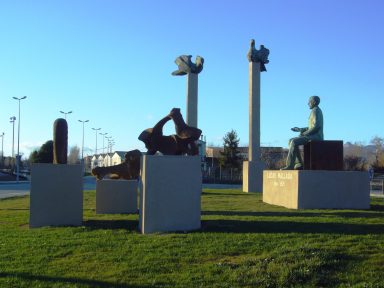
[281,96,324,170]
[91,149,142,180]
[247,39,270,72]
[53,118,68,164]
[172,55,204,76]
[139,108,202,156]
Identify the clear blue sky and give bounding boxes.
[1,0,383,159]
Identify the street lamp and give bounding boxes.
[92,128,101,155]
[99,132,108,154]
[0,132,4,167]
[60,110,72,120]
[10,116,16,158]
[12,96,27,182]
[78,119,89,163]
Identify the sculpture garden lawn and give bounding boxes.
[1,189,383,287]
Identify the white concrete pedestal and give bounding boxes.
[263,170,370,209]
[29,164,83,228]
[243,161,265,193]
[139,155,202,234]
[96,180,138,214]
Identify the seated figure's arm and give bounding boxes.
[291,127,308,133]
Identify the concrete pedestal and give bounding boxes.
[243,161,265,193]
[263,170,370,209]
[29,164,83,228]
[139,155,201,234]
[96,180,138,214]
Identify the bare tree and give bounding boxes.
[68,146,80,164]
[370,136,384,170]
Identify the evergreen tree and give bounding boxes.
[30,140,53,163]
[219,130,241,169]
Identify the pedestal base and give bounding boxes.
[243,161,265,193]
[96,180,138,214]
[263,170,370,209]
[139,155,201,234]
[29,164,83,228]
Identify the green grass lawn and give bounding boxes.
[1,189,384,288]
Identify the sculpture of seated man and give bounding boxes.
[281,96,323,170]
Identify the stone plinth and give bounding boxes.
[263,170,370,209]
[139,155,201,234]
[304,140,343,170]
[96,180,138,214]
[29,164,83,228]
[243,161,265,193]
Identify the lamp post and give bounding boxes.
[13,96,27,183]
[60,110,72,120]
[0,132,4,167]
[99,132,108,154]
[92,128,101,155]
[10,116,16,158]
[78,119,89,163]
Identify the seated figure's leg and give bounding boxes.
[284,138,296,169]
[282,137,309,170]
[291,136,310,169]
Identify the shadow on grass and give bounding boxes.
[201,219,384,235]
[0,272,150,288]
[83,220,138,231]
[202,209,384,218]
[0,208,29,211]
[202,192,247,196]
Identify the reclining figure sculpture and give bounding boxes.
[139,108,202,156]
[91,108,202,180]
[91,149,141,180]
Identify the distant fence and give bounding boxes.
[202,168,242,184]
[370,179,384,193]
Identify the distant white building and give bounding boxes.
[111,151,128,165]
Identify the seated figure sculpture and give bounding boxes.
[281,96,323,170]
[138,108,202,155]
[92,149,142,180]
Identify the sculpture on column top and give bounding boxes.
[247,39,270,72]
[172,55,204,76]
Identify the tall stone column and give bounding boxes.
[172,55,204,128]
[186,73,198,127]
[243,39,270,193]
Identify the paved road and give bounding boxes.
[0,177,242,199]
[1,177,382,199]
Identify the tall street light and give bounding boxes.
[10,116,16,158]
[78,119,89,163]
[13,96,27,182]
[0,132,4,167]
[99,132,108,154]
[92,127,101,155]
[60,110,72,120]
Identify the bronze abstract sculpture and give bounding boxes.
[53,118,68,164]
[247,39,270,72]
[92,149,142,180]
[172,55,204,76]
[139,108,202,156]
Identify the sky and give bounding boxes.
[0,0,383,159]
